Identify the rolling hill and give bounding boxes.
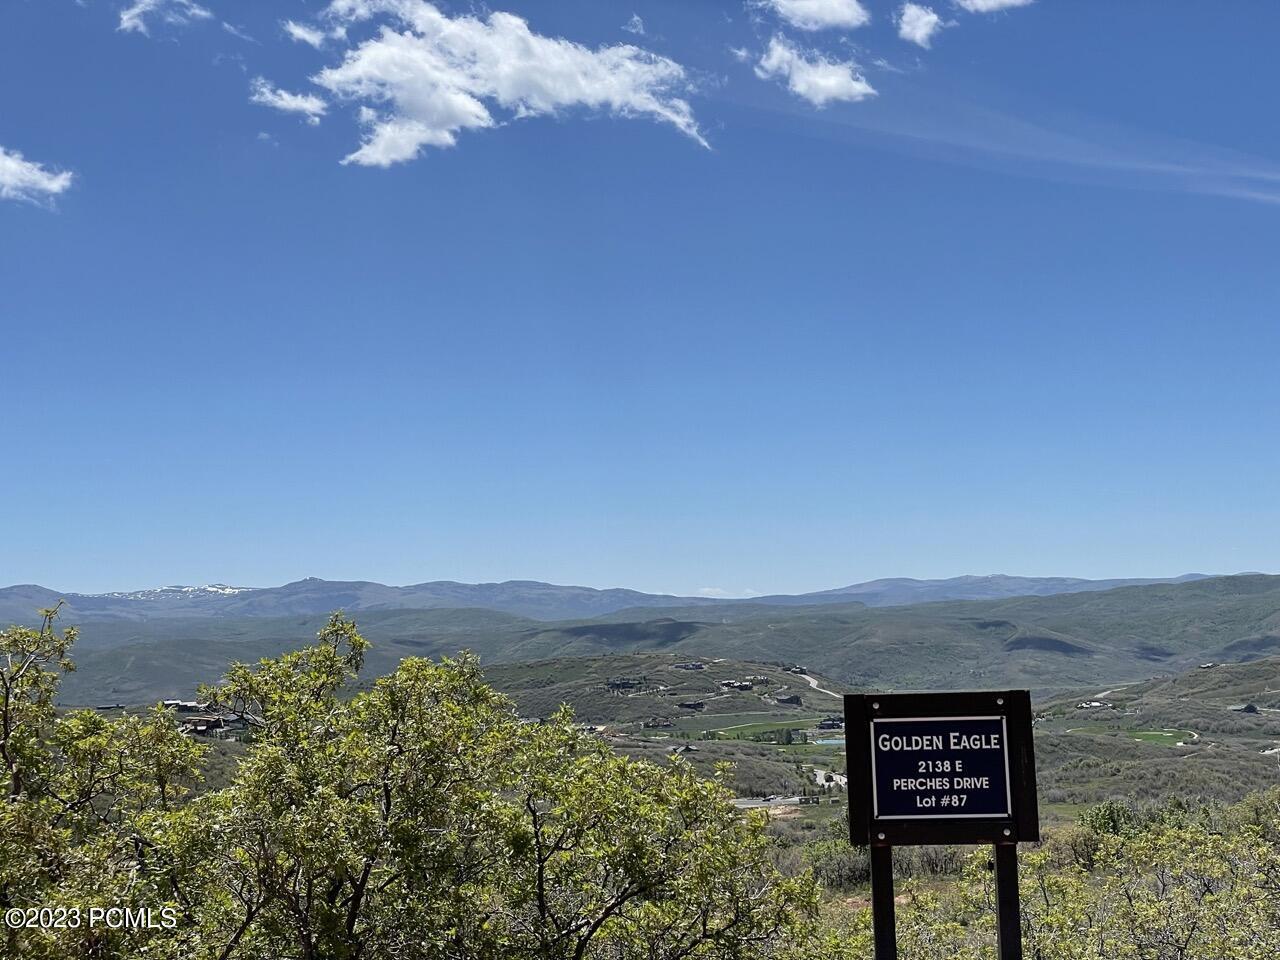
[46,574,1280,706]
[1034,655,1280,807]
[0,572,1213,624]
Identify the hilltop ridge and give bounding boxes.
[46,573,1280,706]
[0,572,1215,624]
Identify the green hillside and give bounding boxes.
[60,626,1280,812]
[480,653,848,800]
[1033,656,1280,809]
[477,654,839,723]
[485,651,1280,811]
[46,574,1280,706]
[479,651,1280,811]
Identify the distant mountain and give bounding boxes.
[0,573,1216,625]
[51,574,1280,706]
[750,574,1212,608]
[0,578,723,624]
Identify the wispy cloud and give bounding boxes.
[623,13,645,36]
[249,78,328,125]
[221,21,255,43]
[787,88,1280,205]
[954,0,1034,12]
[0,146,74,205]
[755,36,876,107]
[118,0,213,36]
[283,19,327,49]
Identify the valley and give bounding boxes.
[9,572,1278,818]
[46,573,1280,707]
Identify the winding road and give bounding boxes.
[798,673,842,699]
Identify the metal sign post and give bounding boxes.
[869,844,896,959]
[844,690,1039,960]
[994,842,1022,960]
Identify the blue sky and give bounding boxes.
[2,0,1278,596]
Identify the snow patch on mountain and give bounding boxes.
[81,584,259,601]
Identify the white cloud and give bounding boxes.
[757,0,871,32]
[314,1,705,167]
[696,587,762,599]
[118,0,213,35]
[954,0,1033,12]
[249,77,328,125]
[283,19,327,49]
[898,4,944,48]
[623,13,645,36]
[755,36,876,107]
[221,21,255,43]
[0,146,74,205]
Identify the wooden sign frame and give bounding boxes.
[844,690,1040,960]
[845,690,1039,847]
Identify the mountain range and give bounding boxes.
[0,573,1213,625]
[43,572,1280,706]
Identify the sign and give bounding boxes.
[845,690,1039,960]
[871,716,1011,819]
[845,691,1038,846]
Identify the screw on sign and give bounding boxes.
[844,691,1039,960]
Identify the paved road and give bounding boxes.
[798,673,842,699]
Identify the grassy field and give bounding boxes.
[703,717,827,737]
[1066,724,1196,745]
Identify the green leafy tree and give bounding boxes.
[1,610,818,960]
[1,607,205,959]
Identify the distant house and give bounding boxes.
[180,716,223,736]
[607,677,643,691]
[674,662,706,671]
[677,700,705,711]
[179,713,247,738]
[162,699,207,713]
[719,679,754,691]
[642,717,674,729]
[817,717,843,730]
[1075,700,1111,710]
[94,704,125,711]
[745,675,772,685]
[673,744,699,755]
[1199,663,1217,670]
[776,694,803,706]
